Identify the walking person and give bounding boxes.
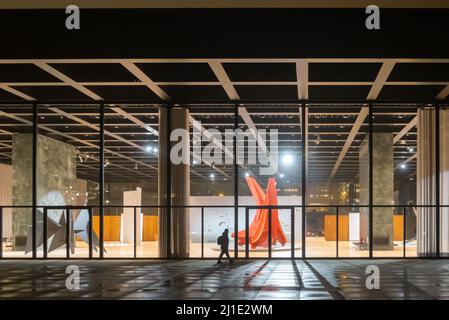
[216,229,234,264]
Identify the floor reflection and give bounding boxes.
[0,259,448,299]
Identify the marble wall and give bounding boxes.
[359,133,394,250]
[12,134,76,249]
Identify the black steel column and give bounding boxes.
[291,207,295,259]
[201,207,204,258]
[301,105,306,259]
[43,207,47,259]
[234,103,239,259]
[134,207,137,258]
[245,208,249,258]
[368,103,373,258]
[88,207,93,259]
[436,105,440,257]
[336,206,339,258]
[66,209,70,258]
[403,206,407,258]
[166,105,172,258]
[268,207,272,259]
[32,103,38,259]
[99,103,105,258]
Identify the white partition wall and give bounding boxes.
[122,187,142,245]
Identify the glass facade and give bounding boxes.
[0,103,448,259]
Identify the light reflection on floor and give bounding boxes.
[0,259,447,299]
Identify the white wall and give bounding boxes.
[189,196,301,243]
[122,187,142,244]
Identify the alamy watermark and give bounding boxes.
[170,121,279,175]
[65,265,80,290]
[365,265,380,290]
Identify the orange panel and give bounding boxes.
[143,215,158,241]
[393,215,404,241]
[324,215,349,241]
[93,215,121,241]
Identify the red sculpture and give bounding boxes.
[232,176,287,248]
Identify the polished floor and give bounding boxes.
[0,259,448,299]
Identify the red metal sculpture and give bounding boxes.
[232,176,287,248]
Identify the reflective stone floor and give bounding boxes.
[0,259,449,299]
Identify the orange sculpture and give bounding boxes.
[232,176,287,248]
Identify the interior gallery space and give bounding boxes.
[1,5,449,261]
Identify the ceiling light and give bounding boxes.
[400,163,407,169]
[209,173,215,179]
[153,147,158,154]
[245,172,250,178]
[282,154,294,166]
[145,145,153,152]
[279,173,285,178]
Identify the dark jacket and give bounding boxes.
[221,233,229,251]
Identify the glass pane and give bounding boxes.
[2,208,33,258]
[306,206,336,258]
[271,208,292,258]
[138,207,159,258]
[46,208,69,258]
[0,105,34,258]
[294,206,303,257]
[338,206,369,257]
[307,105,369,257]
[237,104,301,257]
[203,207,234,258]
[104,104,159,258]
[102,207,133,258]
[189,207,202,258]
[440,108,449,257]
[70,208,94,258]
[248,208,268,258]
[372,206,406,257]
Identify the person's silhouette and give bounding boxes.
[217,229,234,264]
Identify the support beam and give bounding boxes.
[110,107,159,136]
[209,61,239,100]
[393,116,418,144]
[120,61,170,100]
[330,107,369,178]
[367,61,396,100]
[34,62,103,100]
[0,84,35,101]
[189,116,231,178]
[436,84,449,100]
[296,60,309,100]
[49,108,157,169]
[239,107,277,170]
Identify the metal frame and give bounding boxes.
[0,100,448,260]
